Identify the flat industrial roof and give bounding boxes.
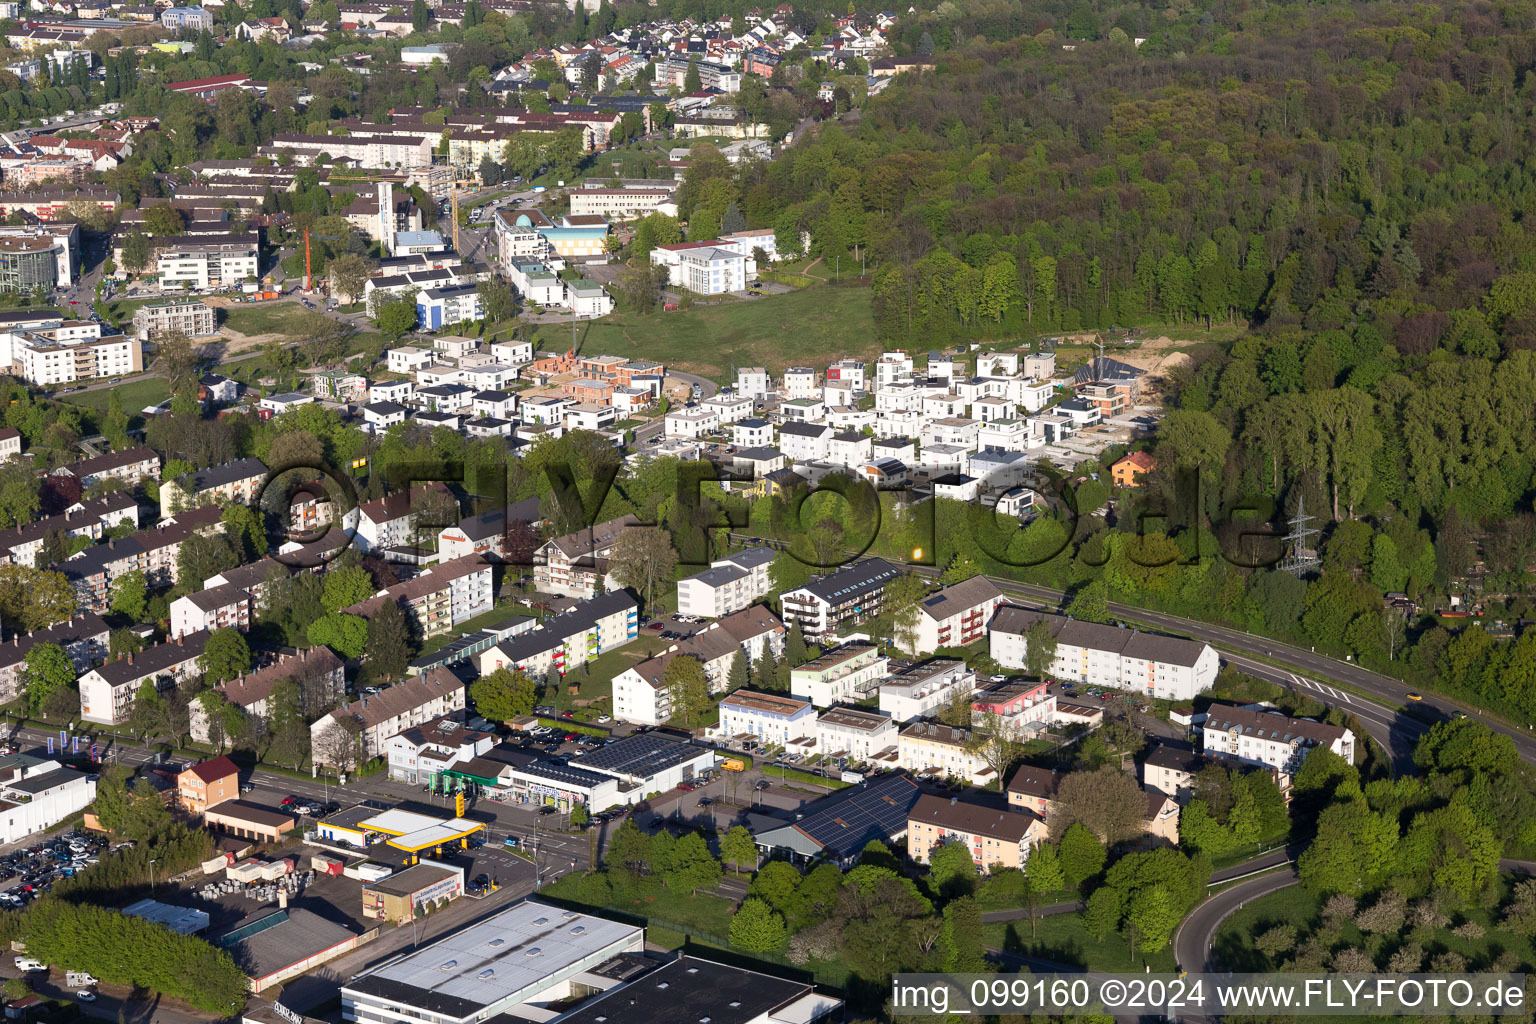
[556,955,821,1024]
[122,898,209,935]
[365,863,460,898]
[342,900,642,1020]
[359,808,444,836]
[319,803,381,833]
[387,817,485,852]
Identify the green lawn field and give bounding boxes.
[223,302,318,337]
[983,911,1178,973]
[535,284,878,381]
[1212,879,1536,972]
[60,376,169,414]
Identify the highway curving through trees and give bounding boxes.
[1171,856,1536,1022]
[924,571,1528,770]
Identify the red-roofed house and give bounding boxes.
[163,73,266,101]
[27,136,131,171]
[1112,451,1157,488]
[176,754,240,814]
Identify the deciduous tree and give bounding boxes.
[470,667,537,722]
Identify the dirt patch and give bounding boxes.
[218,327,279,355]
[1112,336,1194,377]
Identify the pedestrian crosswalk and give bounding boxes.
[1291,673,1352,704]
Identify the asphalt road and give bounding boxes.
[1170,855,1536,1024]
[1172,867,1301,974]
[633,371,721,444]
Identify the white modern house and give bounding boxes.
[815,707,899,763]
[879,659,977,723]
[0,759,96,845]
[789,644,889,708]
[649,242,753,294]
[711,691,816,751]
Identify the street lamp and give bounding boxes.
[147,858,157,897]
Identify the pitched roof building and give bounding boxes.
[990,607,1219,701]
[779,557,906,634]
[189,646,345,744]
[752,771,922,866]
[312,667,468,764]
[907,793,1047,874]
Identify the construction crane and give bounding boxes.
[302,228,345,293]
[450,185,461,254]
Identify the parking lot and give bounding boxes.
[638,612,709,641]
[0,830,112,910]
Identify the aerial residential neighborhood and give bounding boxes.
[0,0,1526,1018]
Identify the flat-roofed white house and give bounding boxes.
[814,706,899,764]
[710,690,816,752]
[789,644,889,708]
[879,658,976,722]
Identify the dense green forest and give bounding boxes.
[740,1,1536,343]
[660,0,1536,726]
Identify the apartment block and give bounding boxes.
[344,554,494,640]
[152,233,260,291]
[312,667,467,763]
[910,576,1003,654]
[790,643,889,708]
[132,299,215,341]
[79,630,209,726]
[907,793,1047,874]
[534,514,638,599]
[159,458,267,516]
[990,607,1219,702]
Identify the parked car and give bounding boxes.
[14,957,45,972]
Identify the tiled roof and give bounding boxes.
[990,607,1210,668]
[910,793,1040,843]
[916,576,1001,622]
[329,667,463,730]
[183,754,239,784]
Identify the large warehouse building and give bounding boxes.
[340,900,644,1024]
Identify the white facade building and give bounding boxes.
[0,761,96,845]
[1200,705,1356,780]
[712,691,816,751]
[990,607,1219,702]
[911,576,1005,655]
[790,644,889,708]
[675,547,776,619]
[736,367,770,399]
[815,707,899,763]
[878,659,976,723]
